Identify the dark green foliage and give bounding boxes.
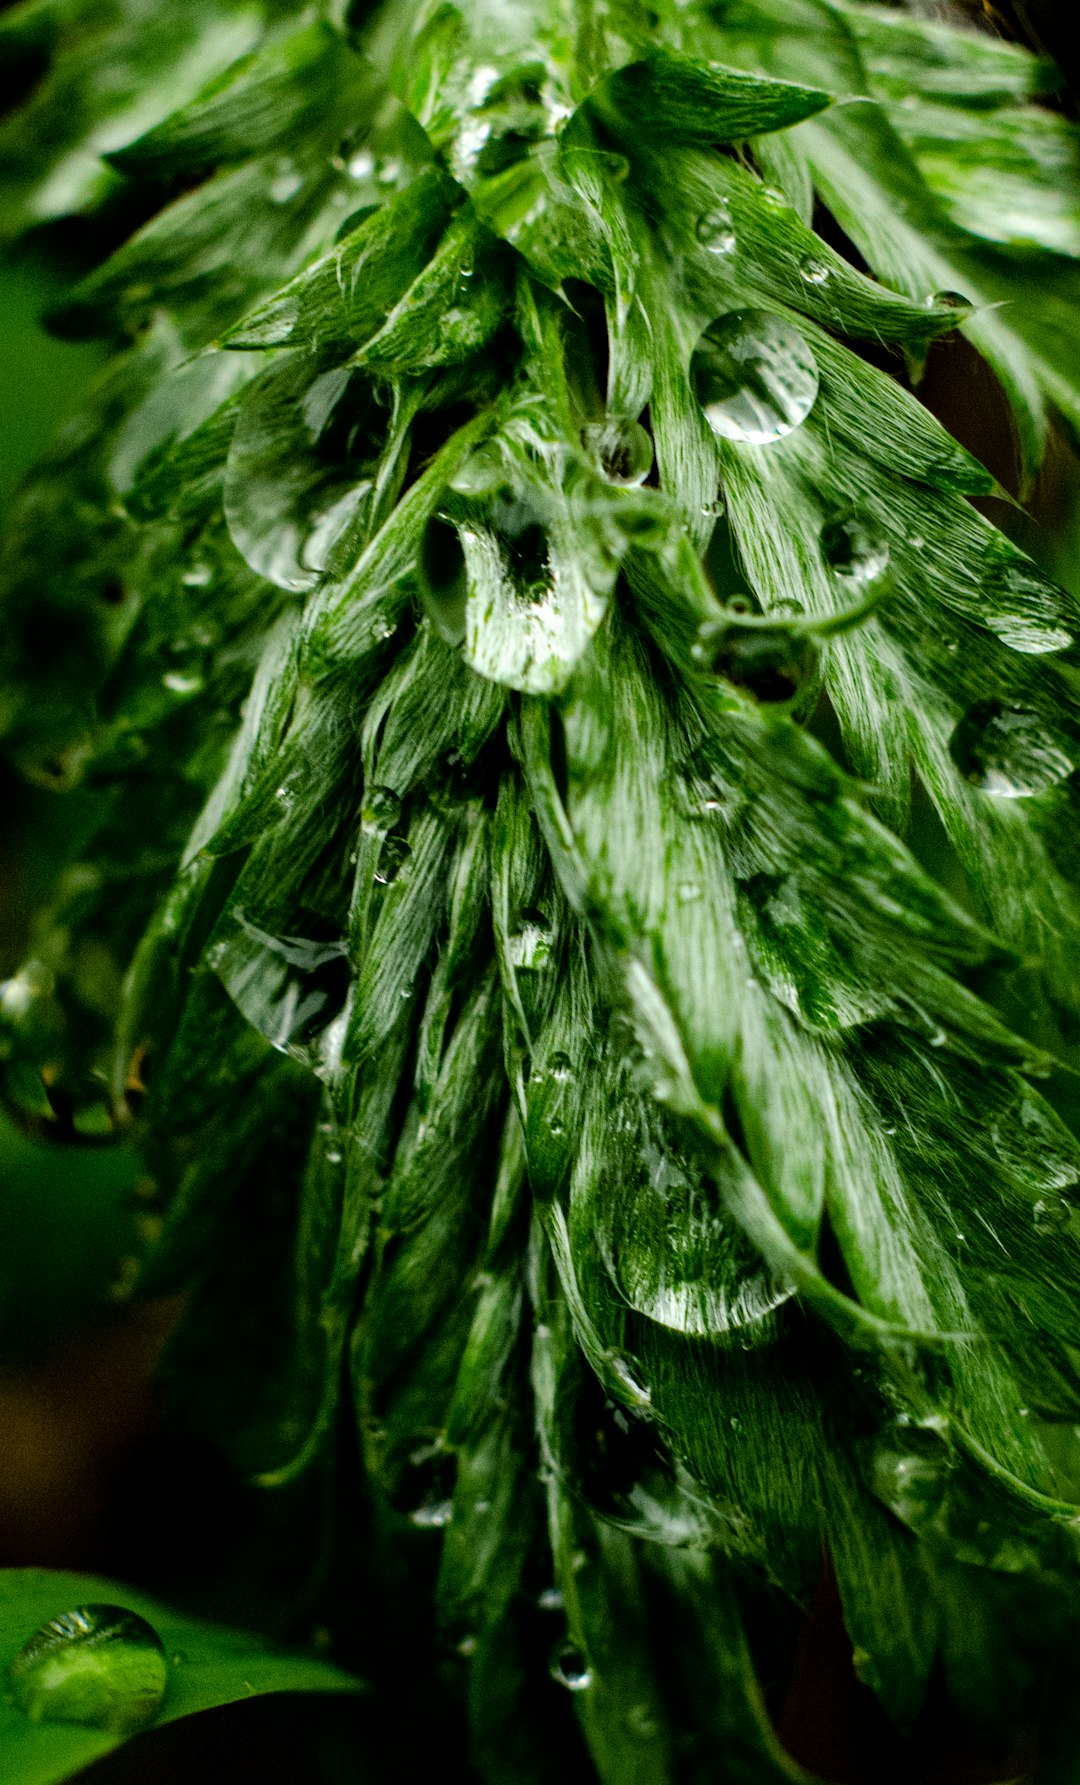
[6,0,1080,1779]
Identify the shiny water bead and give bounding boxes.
[550,1643,592,1691]
[695,202,736,256]
[583,417,654,486]
[949,700,1073,798]
[798,254,831,285]
[927,289,972,311]
[418,512,468,645]
[7,1606,167,1735]
[820,515,890,585]
[690,310,819,446]
[1034,1196,1072,1235]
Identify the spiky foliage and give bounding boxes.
[6,0,1080,1776]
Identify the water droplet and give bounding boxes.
[161,670,204,697]
[677,881,702,904]
[693,616,817,703]
[347,148,375,181]
[548,1051,572,1082]
[269,158,303,204]
[7,1606,167,1734]
[798,255,831,286]
[982,559,1074,654]
[695,202,736,256]
[418,512,468,646]
[949,700,1073,798]
[537,1586,564,1612]
[760,185,789,210]
[181,563,213,588]
[392,1441,456,1528]
[690,310,818,446]
[820,515,889,585]
[927,289,972,311]
[583,417,653,486]
[626,1703,659,1737]
[870,1427,951,1533]
[1034,1196,1072,1235]
[550,1643,592,1691]
[507,910,554,971]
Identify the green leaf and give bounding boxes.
[0,1568,359,1785]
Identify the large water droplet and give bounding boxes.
[690,310,818,446]
[419,512,468,646]
[7,1606,167,1734]
[820,515,889,585]
[695,202,736,256]
[949,700,1073,798]
[583,417,653,487]
[983,559,1074,655]
[550,1643,592,1692]
[870,1427,951,1533]
[1034,1196,1072,1235]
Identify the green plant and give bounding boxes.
[5,0,1080,1779]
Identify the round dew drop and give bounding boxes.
[949,700,1073,798]
[695,203,736,256]
[550,1643,592,1692]
[583,417,653,486]
[690,311,819,446]
[820,515,890,585]
[798,255,831,286]
[7,1606,167,1735]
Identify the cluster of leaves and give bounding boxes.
[7,0,1080,1778]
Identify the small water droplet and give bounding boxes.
[690,310,818,446]
[181,563,213,588]
[1034,1196,1071,1235]
[820,515,889,585]
[537,1586,564,1612]
[507,911,554,971]
[949,700,1073,798]
[760,185,789,210]
[269,158,303,204]
[677,881,702,904]
[550,1643,592,1692]
[162,670,204,697]
[7,1606,167,1734]
[394,1441,456,1528]
[927,289,972,311]
[798,255,831,286]
[347,148,375,180]
[548,1051,572,1082]
[695,202,736,256]
[583,417,653,486]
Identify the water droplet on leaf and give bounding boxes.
[690,310,819,446]
[7,1606,167,1734]
[695,203,736,256]
[1034,1196,1071,1235]
[798,255,831,286]
[583,417,653,486]
[537,1586,564,1612]
[949,701,1073,798]
[550,1643,592,1691]
[419,513,468,646]
[927,289,972,311]
[820,515,889,585]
